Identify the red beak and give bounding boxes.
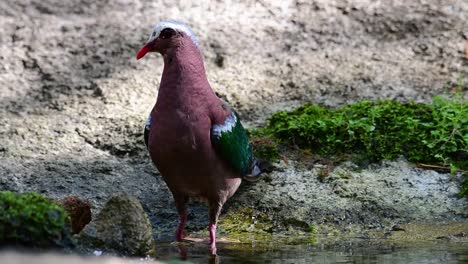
[136,42,154,60]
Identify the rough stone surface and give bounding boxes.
[79,194,154,256]
[227,159,467,234]
[59,196,92,234]
[0,0,467,246]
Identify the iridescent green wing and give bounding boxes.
[211,111,254,176]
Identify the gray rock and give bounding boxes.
[79,194,154,256]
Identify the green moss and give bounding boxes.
[285,218,315,233]
[257,93,467,171]
[0,191,73,247]
[249,135,280,162]
[219,208,273,235]
[218,208,320,244]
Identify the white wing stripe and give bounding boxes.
[212,112,237,137]
[145,115,151,130]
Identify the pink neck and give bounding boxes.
[157,37,211,105]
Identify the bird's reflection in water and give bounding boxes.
[176,241,220,264]
[208,254,220,264]
[156,239,468,264]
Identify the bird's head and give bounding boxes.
[136,20,199,60]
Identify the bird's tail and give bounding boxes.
[243,158,273,182]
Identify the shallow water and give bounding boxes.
[1,239,467,264]
[154,239,468,264]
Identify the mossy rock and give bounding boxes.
[0,191,73,248]
[78,193,155,256]
[257,94,467,170]
[59,196,92,234]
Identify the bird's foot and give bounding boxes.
[210,243,217,256]
[209,224,217,255]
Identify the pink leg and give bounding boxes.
[173,194,188,242]
[208,200,224,256]
[176,213,187,242]
[209,223,217,255]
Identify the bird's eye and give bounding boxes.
[152,32,156,37]
[160,28,176,39]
